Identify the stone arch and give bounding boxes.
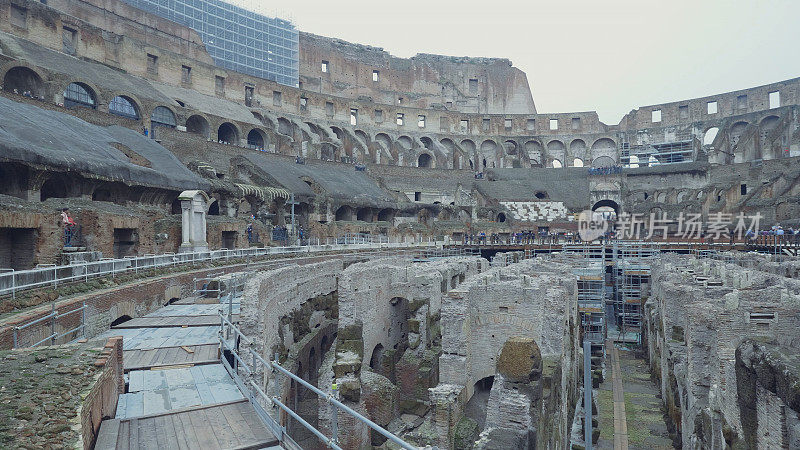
[377,208,394,223]
[356,207,372,222]
[217,122,240,144]
[480,140,499,169]
[591,199,620,215]
[397,135,413,150]
[573,158,584,167]
[335,205,353,221]
[729,121,749,147]
[109,95,140,120]
[63,82,97,109]
[186,114,211,138]
[591,138,617,151]
[277,117,293,136]
[320,143,336,161]
[759,115,781,160]
[418,152,433,168]
[570,139,587,154]
[247,128,267,150]
[150,105,177,128]
[592,155,616,168]
[496,212,506,223]
[676,190,688,203]
[656,192,667,203]
[703,127,719,146]
[40,174,72,201]
[369,343,384,372]
[503,140,518,155]
[2,65,44,98]
[546,140,566,166]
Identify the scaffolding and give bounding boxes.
[610,242,658,345]
[574,263,606,349]
[621,140,694,168]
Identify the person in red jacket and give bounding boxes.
[61,208,76,246]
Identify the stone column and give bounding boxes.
[178,190,210,253]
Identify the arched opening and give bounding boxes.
[418,153,432,168]
[63,82,96,109]
[573,158,584,167]
[109,95,139,120]
[171,198,182,214]
[208,201,220,216]
[592,155,616,168]
[592,199,620,218]
[110,315,133,327]
[535,191,548,200]
[335,205,353,221]
[503,140,518,155]
[703,127,719,146]
[186,115,210,138]
[377,208,394,223]
[308,346,317,381]
[397,136,413,150]
[278,117,293,136]
[369,343,384,372]
[356,208,372,222]
[218,122,239,144]
[150,106,176,129]
[40,175,69,201]
[464,375,495,435]
[3,67,43,98]
[496,212,506,223]
[551,159,563,168]
[247,129,266,150]
[320,143,335,161]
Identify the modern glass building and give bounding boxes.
[122,0,299,86]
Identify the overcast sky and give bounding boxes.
[231,0,800,124]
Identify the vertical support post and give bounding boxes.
[82,301,87,338]
[584,339,593,449]
[50,301,56,345]
[331,383,339,445]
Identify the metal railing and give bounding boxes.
[13,301,86,348]
[218,312,416,450]
[0,238,437,299]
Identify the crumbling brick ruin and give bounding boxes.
[1,0,799,448]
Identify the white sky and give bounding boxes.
[230,0,800,125]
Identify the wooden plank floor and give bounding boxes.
[123,344,219,372]
[95,400,279,450]
[607,340,629,450]
[112,314,239,329]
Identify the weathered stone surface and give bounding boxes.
[496,336,542,383]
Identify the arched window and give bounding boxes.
[63,83,96,109]
[151,106,176,128]
[109,96,139,120]
[418,153,432,168]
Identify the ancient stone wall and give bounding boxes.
[646,253,800,448]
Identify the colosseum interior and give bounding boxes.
[0,0,799,449]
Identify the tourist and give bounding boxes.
[61,208,76,247]
[246,223,253,243]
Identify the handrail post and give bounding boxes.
[82,301,87,339]
[331,383,339,446]
[50,301,56,345]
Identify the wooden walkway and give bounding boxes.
[123,344,220,372]
[112,314,239,329]
[96,289,279,449]
[95,400,279,449]
[607,340,629,450]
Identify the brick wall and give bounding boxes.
[79,335,123,450]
